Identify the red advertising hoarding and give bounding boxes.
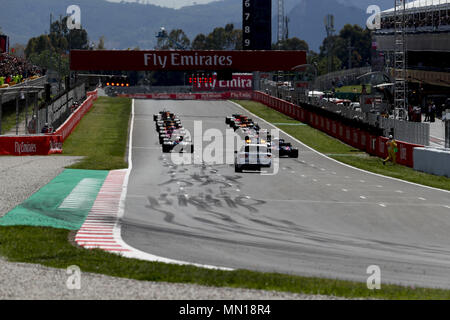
[70,50,307,72]
[192,74,252,92]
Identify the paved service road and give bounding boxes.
[122,99,450,289]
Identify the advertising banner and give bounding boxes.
[192,74,253,92]
[0,135,63,156]
[70,50,307,72]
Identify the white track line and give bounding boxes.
[228,100,450,194]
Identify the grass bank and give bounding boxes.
[234,100,450,191]
[61,96,131,170]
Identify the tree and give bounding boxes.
[192,34,208,50]
[28,49,69,77]
[273,37,309,51]
[319,24,371,72]
[26,17,89,58]
[25,35,53,58]
[156,29,190,50]
[192,24,242,50]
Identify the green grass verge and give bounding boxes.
[234,100,450,192]
[61,97,131,170]
[1,225,449,300]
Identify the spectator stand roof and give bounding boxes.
[382,0,450,16]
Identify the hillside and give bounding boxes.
[1,0,368,52]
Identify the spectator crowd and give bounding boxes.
[0,53,42,86]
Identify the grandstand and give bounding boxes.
[0,53,42,87]
[374,0,450,114]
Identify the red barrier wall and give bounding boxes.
[54,90,97,141]
[252,91,423,168]
[0,89,98,156]
[0,135,63,156]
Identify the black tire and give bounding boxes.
[162,144,171,153]
[235,165,242,173]
[159,135,168,144]
[290,149,299,158]
[190,144,194,153]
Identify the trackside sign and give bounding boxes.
[193,74,253,91]
[70,50,307,72]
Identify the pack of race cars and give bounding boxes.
[154,111,194,153]
[153,111,299,172]
[226,114,299,172]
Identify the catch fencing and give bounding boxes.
[263,82,430,146]
[33,83,86,134]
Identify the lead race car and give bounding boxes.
[234,144,272,173]
[162,135,194,153]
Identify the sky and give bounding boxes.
[105,0,220,9]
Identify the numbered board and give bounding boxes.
[242,0,272,50]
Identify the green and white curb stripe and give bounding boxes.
[0,169,109,230]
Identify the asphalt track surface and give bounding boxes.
[122,99,450,289]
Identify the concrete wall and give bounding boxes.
[414,147,450,178]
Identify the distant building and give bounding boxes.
[374,0,450,111]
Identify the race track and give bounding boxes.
[122,99,450,289]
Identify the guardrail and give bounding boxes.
[34,83,86,134]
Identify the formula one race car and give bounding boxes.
[156,119,182,132]
[271,138,299,158]
[226,114,254,131]
[162,136,194,153]
[234,144,272,173]
[154,110,176,122]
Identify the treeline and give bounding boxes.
[24,17,90,81]
[21,20,372,86]
[157,23,372,77]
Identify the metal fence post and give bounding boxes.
[446,109,450,149]
[15,94,19,135]
[25,92,29,134]
[36,92,39,135]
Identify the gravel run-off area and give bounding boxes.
[0,156,349,300]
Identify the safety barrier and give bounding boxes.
[414,147,450,178]
[0,89,98,155]
[252,91,423,168]
[0,134,63,156]
[54,89,98,141]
